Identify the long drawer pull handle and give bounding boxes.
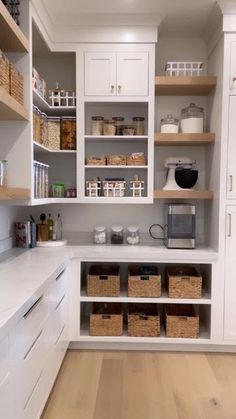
[229,175,233,192]
[228,213,232,238]
[24,329,43,360]
[24,371,43,410]
[23,295,43,319]
[55,294,66,311]
[55,325,66,345]
[56,268,66,281]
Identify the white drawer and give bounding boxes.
[0,371,18,419]
[45,323,68,391]
[45,268,67,313]
[0,334,9,381]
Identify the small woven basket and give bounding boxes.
[128,304,160,337]
[86,155,106,166]
[87,265,120,297]
[165,304,199,338]
[166,266,202,299]
[90,303,123,336]
[107,155,126,166]
[0,50,10,93]
[10,63,24,105]
[128,265,161,297]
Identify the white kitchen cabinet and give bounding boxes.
[227,96,236,198]
[224,206,236,341]
[84,51,149,96]
[230,41,236,89]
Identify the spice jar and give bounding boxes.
[103,119,116,136]
[48,116,60,150]
[112,116,124,135]
[126,226,140,245]
[91,116,104,136]
[111,225,124,244]
[0,160,7,187]
[122,125,135,136]
[94,226,107,244]
[180,103,204,133]
[132,117,145,135]
[61,116,76,150]
[161,114,179,133]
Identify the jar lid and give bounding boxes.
[112,225,123,232]
[94,226,106,232]
[112,116,124,121]
[123,125,134,129]
[181,103,204,118]
[104,119,116,124]
[92,116,104,121]
[127,226,139,233]
[161,114,179,124]
[132,117,145,121]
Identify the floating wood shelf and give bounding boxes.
[0,1,29,52]
[155,133,215,146]
[155,76,217,96]
[154,190,213,200]
[0,87,28,120]
[0,187,30,201]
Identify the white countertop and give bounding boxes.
[0,242,218,340]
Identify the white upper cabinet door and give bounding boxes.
[224,206,236,341]
[84,52,116,96]
[230,42,236,89]
[116,52,149,96]
[227,96,236,199]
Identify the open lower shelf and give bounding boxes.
[155,133,215,146]
[85,165,148,169]
[154,190,214,200]
[33,89,76,115]
[0,1,29,52]
[0,187,30,200]
[84,135,148,143]
[0,87,28,120]
[155,76,217,96]
[33,141,76,154]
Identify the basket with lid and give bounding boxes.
[87,265,120,297]
[128,304,160,337]
[90,303,123,336]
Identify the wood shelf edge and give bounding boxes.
[0,187,30,201]
[0,2,29,52]
[154,132,215,146]
[0,87,28,120]
[155,76,217,96]
[154,190,214,200]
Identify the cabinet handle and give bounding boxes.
[118,85,122,93]
[56,268,66,281]
[228,213,232,238]
[110,85,115,93]
[229,175,233,192]
[23,295,43,319]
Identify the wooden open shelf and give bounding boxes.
[0,187,30,201]
[0,1,29,52]
[0,87,28,120]
[155,76,217,96]
[154,190,213,200]
[155,133,215,146]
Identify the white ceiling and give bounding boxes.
[40,0,219,37]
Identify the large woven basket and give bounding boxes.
[90,303,123,336]
[10,63,24,105]
[126,154,146,166]
[87,265,120,297]
[166,266,202,299]
[107,155,126,166]
[128,265,161,297]
[128,304,160,337]
[86,155,106,166]
[0,50,10,93]
[165,304,199,338]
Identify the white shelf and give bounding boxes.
[85,135,148,143]
[33,141,76,154]
[80,289,211,304]
[82,196,150,204]
[31,197,78,205]
[85,165,147,169]
[33,89,76,115]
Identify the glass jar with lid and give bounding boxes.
[40,112,48,146]
[180,103,204,133]
[111,225,124,244]
[161,114,179,133]
[132,117,145,135]
[91,116,104,136]
[103,119,116,136]
[126,226,140,245]
[47,116,61,150]
[93,226,107,244]
[112,116,124,135]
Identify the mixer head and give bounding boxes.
[164,157,196,168]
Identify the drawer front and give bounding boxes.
[0,334,9,381]
[0,371,19,419]
[46,293,68,349]
[45,268,67,313]
[23,369,48,419]
[45,323,68,391]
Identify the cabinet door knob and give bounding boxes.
[228,213,232,238]
[229,175,233,192]
[110,85,115,93]
[118,85,122,93]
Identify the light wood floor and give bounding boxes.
[42,350,236,419]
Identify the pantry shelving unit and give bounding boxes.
[33,89,76,115]
[0,1,29,52]
[33,141,76,154]
[155,76,217,96]
[0,86,28,121]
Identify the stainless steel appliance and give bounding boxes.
[164,204,196,249]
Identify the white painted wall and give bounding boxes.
[0,206,28,253]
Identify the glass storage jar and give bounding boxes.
[111,225,124,244]
[93,226,107,244]
[132,117,145,135]
[126,226,140,245]
[122,125,135,136]
[47,117,61,150]
[91,116,104,136]
[51,183,65,198]
[40,112,48,146]
[103,119,116,136]
[0,160,7,187]
[180,103,204,133]
[112,116,124,135]
[160,114,179,133]
[61,116,76,150]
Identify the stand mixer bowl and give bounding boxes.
[175,168,198,189]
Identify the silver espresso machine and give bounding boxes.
[164,204,196,249]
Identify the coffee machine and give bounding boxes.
[164,204,196,249]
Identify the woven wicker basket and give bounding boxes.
[90,303,123,336]
[0,50,10,93]
[128,304,160,337]
[107,155,126,166]
[87,265,120,297]
[10,63,24,105]
[86,155,106,166]
[126,154,146,166]
[166,266,202,299]
[165,304,199,338]
[128,265,161,297]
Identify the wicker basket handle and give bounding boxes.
[139,315,149,320]
[102,314,111,319]
[180,276,190,281]
[179,316,188,321]
[140,276,149,281]
[99,275,108,280]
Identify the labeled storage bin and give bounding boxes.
[128,265,161,297]
[128,304,160,337]
[165,304,199,338]
[87,265,120,297]
[103,180,126,197]
[10,63,24,105]
[86,155,106,166]
[90,303,123,336]
[107,155,126,166]
[166,266,202,299]
[0,50,10,93]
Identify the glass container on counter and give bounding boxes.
[93,226,107,244]
[161,114,179,133]
[47,116,61,150]
[132,117,145,135]
[91,116,104,136]
[112,116,124,135]
[180,103,204,133]
[0,160,7,187]
[111,225,124,244]
[103,119,116,136]
[61,116,76,150]
[122,125,135,136]
[126,226,140,245]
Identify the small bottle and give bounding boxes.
[56,213,63,241]
[47,213,54,240]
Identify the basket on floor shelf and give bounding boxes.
[128,265,161,297]
[90,303,123,336]
[128,303,160,337]
[87,265,120,297]
[165,304,199,338]
[166,266,202,299]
